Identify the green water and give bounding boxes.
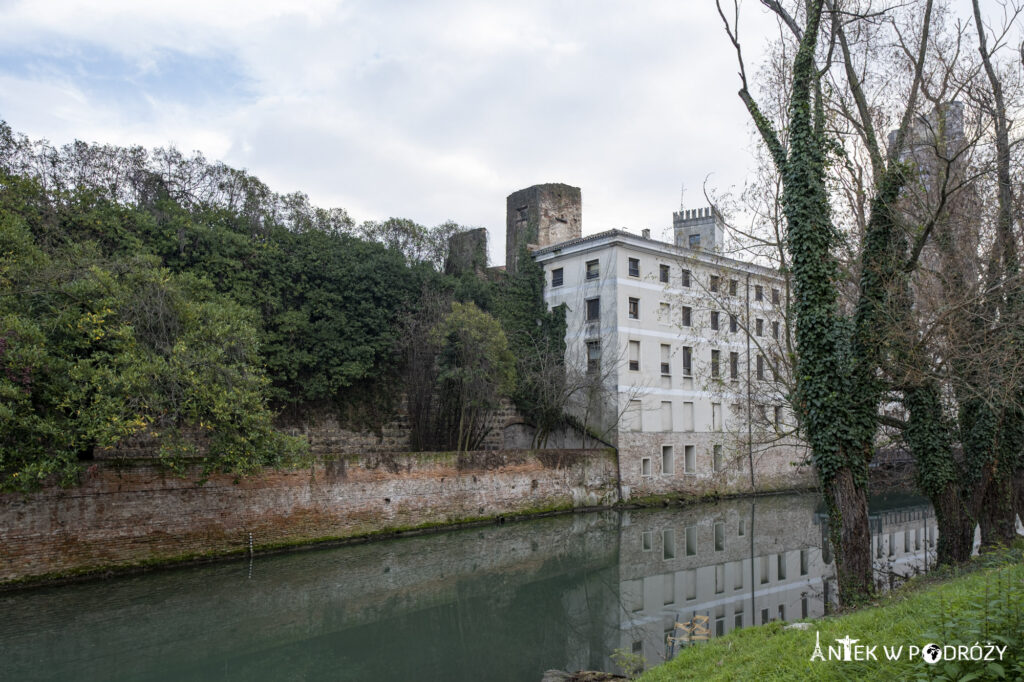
[0,492,935,681]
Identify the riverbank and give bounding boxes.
[636,540,1024,681]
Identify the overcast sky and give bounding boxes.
[1,1,794,264]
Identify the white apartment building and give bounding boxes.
[509,184,809,497]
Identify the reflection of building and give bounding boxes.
[509,184,811,498]
[617,494,938,669]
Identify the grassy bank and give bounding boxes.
[638,541,1024,681]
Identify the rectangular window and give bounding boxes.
[710,275,720,293]
[681,268,691,287]
[662,444,674,474]
[801,597,808,619]
[586,340,601,374]
[684,445,696,473]
[711,349,720,377]
[714,522,725,551]
[774,405,782,428]
[682,306,692,327]
[712,403,722,431]
[714,444,723,472]
[628,257,640,277]
[628,340,640,371]
[800,549,809,575]
[729,352,739,380]
[778,604,785,621]
[663,529,676,559]
[551,267,563,287]
[755,285,763,301]
[660,344,671,375]
[734,562,744,590]
[761,608,770,624]
[663,573,675,605]
[755,318,764,336]
[729,279,738,296]
[772,320,780,340]
[586,297,600,321]
[627,399,642,432]
[777,553,787,580]
[660,401,673,431]
[756,354,764,380]
[586,259,599,279]
[715,564,725,594]
[710,311,720,330]
[642,530,653,551]
[682,347,693,376]
[772,287,780,305]
[689,233,701,249]
[738,519,745,536]
[683,402,695,431]
[735,607,744,629]
[760,557,769,584]
[628,297,639,319]
[729,313,738,333]
[684,526,698,557]
[659,301,670,324]
[641,457,651,476]
[660,264,669,282]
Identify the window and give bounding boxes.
[586,340,601,374]
[714,444,723,472]
[800,549,809,575]
[710,311,720,330]
[774,405,783,428]
[628,340,640,371]
[681,268,691,287]
[772,320,780,340]
[688,233,701,249]
[682,347,693,376]
[729,351,739,380]
[628,297,639,319]
[659,264,669,282]
[715,522,725,551]
[755,318,764,336]
[715,564,725,594]
[711,349,720,378]
[628,257,640,277]
[663,530,676,559]
[660,344,671,375]
[684,445,696,474]
[710,275,720,293]
[683,402,695,431]
[586,259,599,279]
[777,553,787,580]
[735,606,744,629]
[627,400,642,432]
[772,287,780,305]
[734,561,744,590]
[681,306,692,327]
[662,445,674,475]
[641,457,652,476]
[755,284,763,301]
[738,519,745,536]
[642,531,653,551]
[760,557,769,584]
[685,525,697,555]
[586,297,600,321]
[756,354,765,380]
[729,314,738,333]
[551,267,563,287]
[663,574,675,605]
[729,279,738,296]
[661,401,673,430]
[712,403,722,431]
[659,301,670,324]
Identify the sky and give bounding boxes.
[0,1,790,265]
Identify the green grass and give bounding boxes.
[638,541,1024,681]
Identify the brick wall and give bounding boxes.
[0,449,618,584]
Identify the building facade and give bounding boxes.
[511,183,810,497]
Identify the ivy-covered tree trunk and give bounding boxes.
[904,382,974,564]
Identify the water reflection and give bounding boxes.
[0,492,935,681]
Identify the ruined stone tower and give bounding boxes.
[505,183,582,272]
[673,206,726,252]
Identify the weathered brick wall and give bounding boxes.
[0,449,618,584]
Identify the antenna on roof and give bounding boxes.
[679,183,687,211]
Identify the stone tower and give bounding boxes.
[445,227,488,276]
[673,206,725,252]
[505,183,582,272]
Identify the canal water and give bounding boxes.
[0,492,936,681]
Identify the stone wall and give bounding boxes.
[0,449,618,584]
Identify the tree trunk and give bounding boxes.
[827,466,873,600]
[933,481,975,564]
[978,475,1018,548]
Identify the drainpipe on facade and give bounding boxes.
[745,273,756,491]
